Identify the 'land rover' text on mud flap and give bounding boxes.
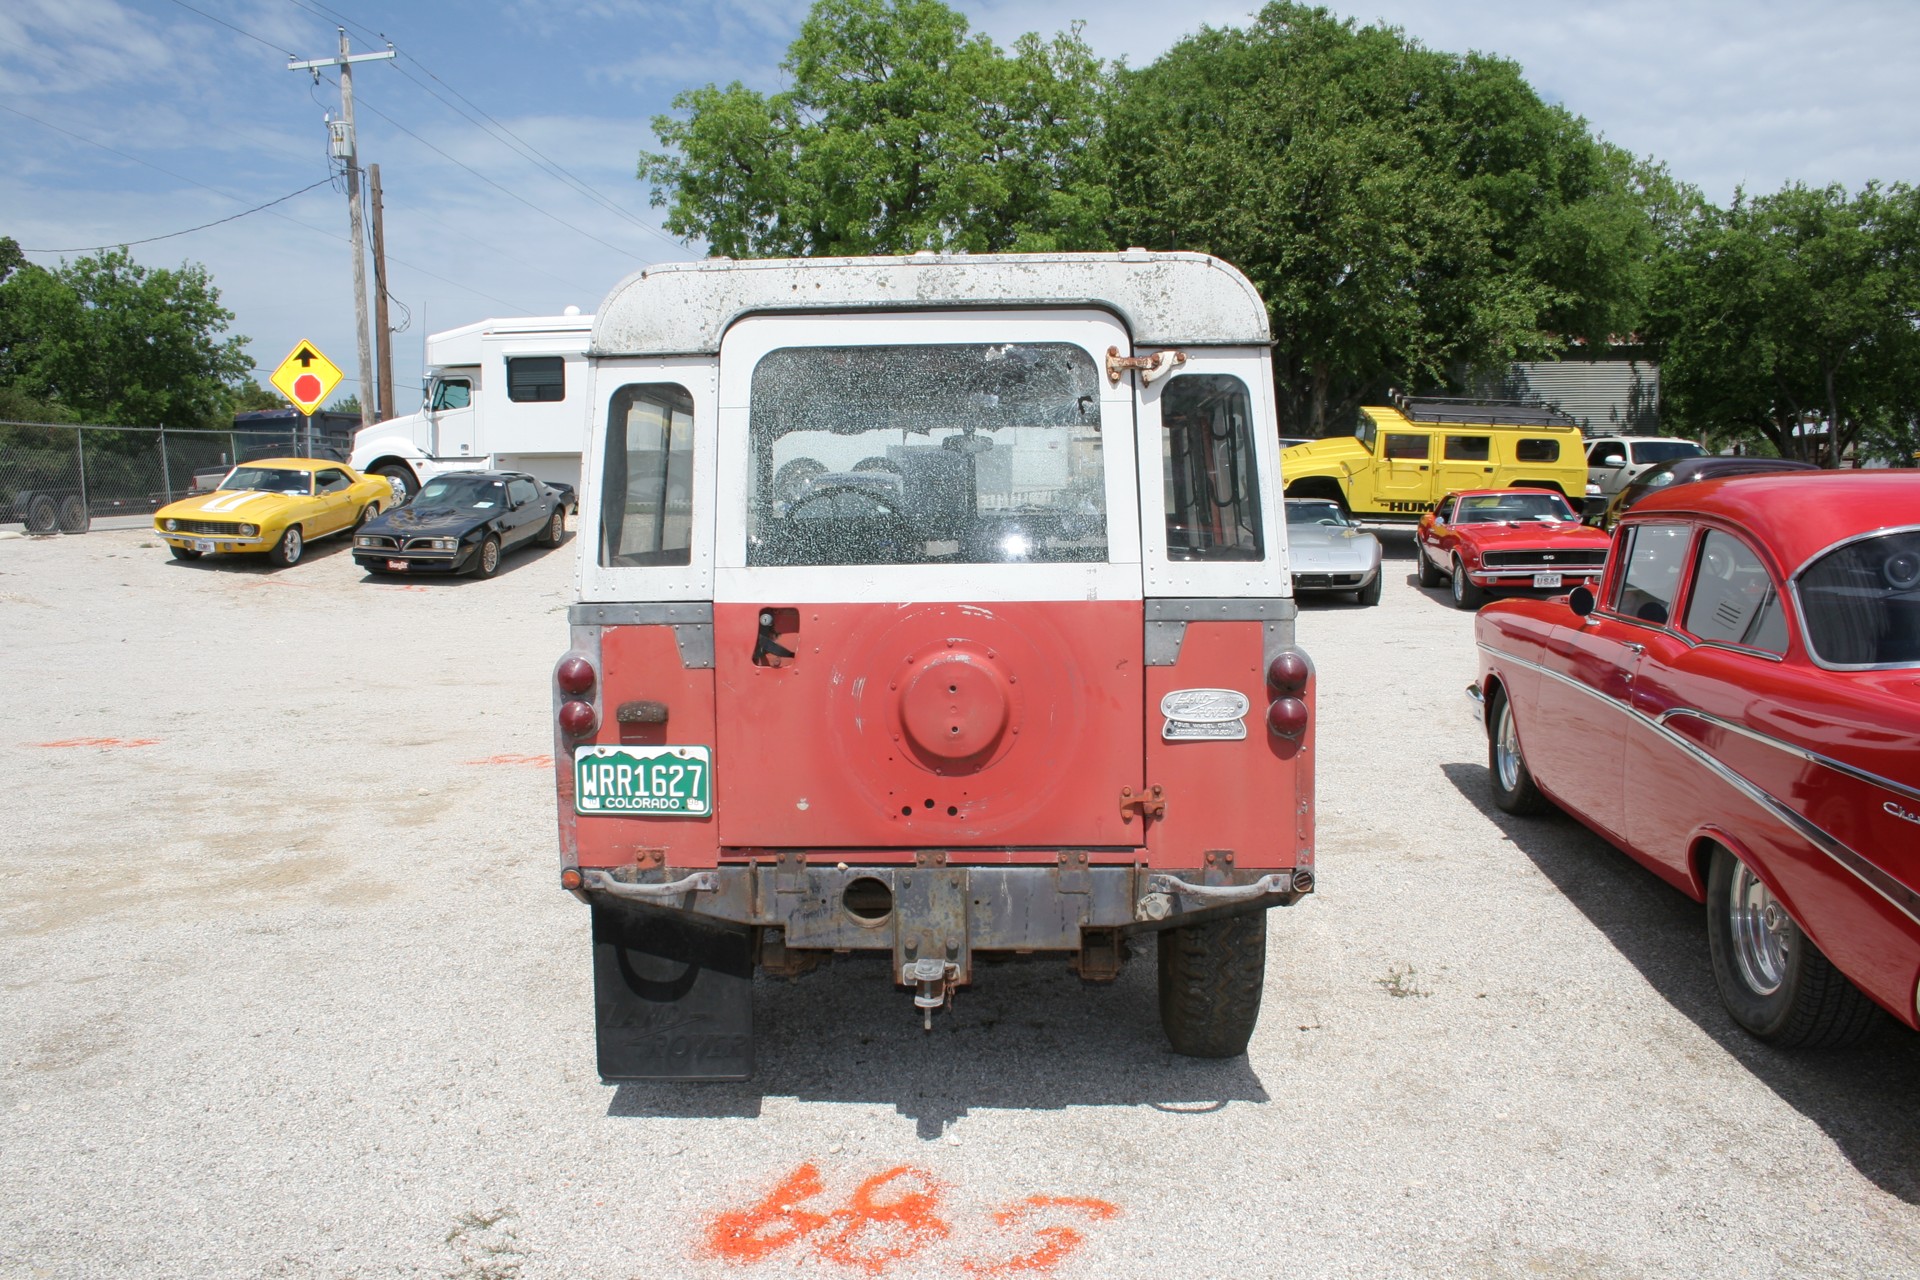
[553,254,1316,1080]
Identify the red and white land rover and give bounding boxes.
[551,253,1315,1080]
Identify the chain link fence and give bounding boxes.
[0,419,355,534]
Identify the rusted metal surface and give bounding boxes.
[592,253,1272,360]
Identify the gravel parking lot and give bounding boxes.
[3,522,1918,1279]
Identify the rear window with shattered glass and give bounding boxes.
[745,343,1107,567]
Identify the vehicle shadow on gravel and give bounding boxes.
[161,535,357,571]
[1440,760,1920,1203]
[607,943,1271,1140]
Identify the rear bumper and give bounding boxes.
[574,860,1311,975]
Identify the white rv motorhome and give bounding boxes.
[350,312,592,503]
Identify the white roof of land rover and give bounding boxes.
[591,252,1271,357]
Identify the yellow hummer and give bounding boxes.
[1281,397,1588,519]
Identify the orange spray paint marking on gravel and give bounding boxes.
[463,753,553,767]
[702,1163,1118,1276]
[811,1167,950,1275]
[963,1196,1121,1276]
[35,737,158,749]
[705,1162,832,1264]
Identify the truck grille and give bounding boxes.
[1482,549,1606,569]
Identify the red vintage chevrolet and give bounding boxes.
[1471,471,1920,1046]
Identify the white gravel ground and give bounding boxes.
[2,522,1917,1280]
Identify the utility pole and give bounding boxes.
[289,30,394,431]
[369,162,394,422]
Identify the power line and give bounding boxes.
[278,0,679,254]
[388,55,684,253]
[160,0,297,57]
[348,88,647,260]
[23,177,335,253]
[1,102,539,313]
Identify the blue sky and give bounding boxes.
[4,0,1916,415]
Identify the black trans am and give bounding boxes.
[352,470,565,577]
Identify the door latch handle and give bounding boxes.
[1622,642,1646,655]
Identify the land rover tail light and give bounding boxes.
[1266,650,1310,696]
[558,700,596,737]
[1266,650,1311,739]
[556,656,596,695]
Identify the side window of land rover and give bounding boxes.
[601,383,695,567]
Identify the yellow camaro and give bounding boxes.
[154,457,390,568]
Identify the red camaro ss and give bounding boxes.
[1416,488,1613,610]
[1471,472,1920,1046]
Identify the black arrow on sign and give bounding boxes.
[294,346,317,366]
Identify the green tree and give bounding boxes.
[0,246,252,429]
[639,0,1111,256]
[1104,3,1661,435]
[1646,181,1920,465]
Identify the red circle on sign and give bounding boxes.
[293,373,322,401]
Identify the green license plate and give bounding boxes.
[574,745,712,817]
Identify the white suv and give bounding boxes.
[1584,436,1705,516]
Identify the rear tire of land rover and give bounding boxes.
[1705,845,1880,1048]
[1157,911,1266,1058]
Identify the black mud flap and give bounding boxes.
[592,902,754,1082]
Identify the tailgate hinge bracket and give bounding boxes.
[1119,784,1166,824]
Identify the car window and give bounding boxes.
[1384,433,1429,461]
[745,343,1107,568]
[431,378,471,411]
[508,478,538,507]
[1633,440,1706,464]
[507,356,565,403]
[1443,435,1490,461]
[603,383,696,568]
[1515,437,1560,462]
[1161,374,1264,561]
[1434,497,1456,523]
[316,469,348,493]
[1455,492,1575,524]
[1796,529,1920,667]
[1590,442,1627,466]
[1613,523,1692,625]
[1683,531,1788,653]
[1285,500,1349,528]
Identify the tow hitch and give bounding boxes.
[903,957,960,1030]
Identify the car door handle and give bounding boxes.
[1622,642,1645,655]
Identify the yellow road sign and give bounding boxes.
[269,340,345,415]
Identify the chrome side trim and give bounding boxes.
[1478,642,1920,929]
[1655,707,1920,808]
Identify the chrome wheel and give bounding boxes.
[1495,699,1523,793]
[1727,860,1790,996]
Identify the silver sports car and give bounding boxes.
[1286,498,1384,605]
